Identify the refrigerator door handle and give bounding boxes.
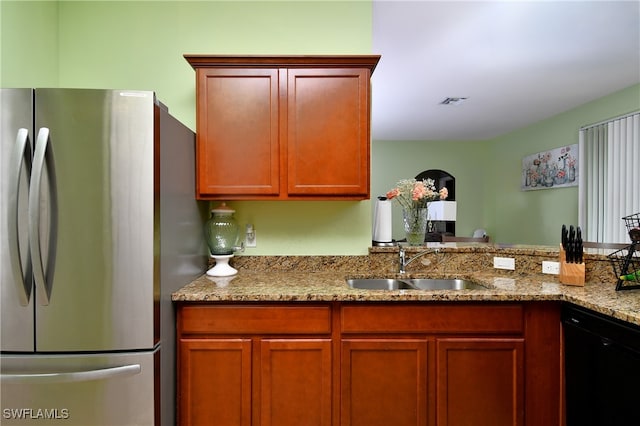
[8,128,33,306]
[0,363,141,384]
[28,127,58,306]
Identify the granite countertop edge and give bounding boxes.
[172,270,640,327]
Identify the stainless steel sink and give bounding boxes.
[346,278,486,290]
[346,278,416,290]
[408,278,486,290]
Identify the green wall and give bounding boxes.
[371,139,491,240]
[1,0,374,255]
[488,83,640,245]
[55,0,373,131]
[371,83,640,245]
[1,1,59,87]
[2,1,638,252]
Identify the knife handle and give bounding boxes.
[576,238,583,263]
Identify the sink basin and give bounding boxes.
[346,278,486,290]
[346,278,416,290]
[408,278,486,290]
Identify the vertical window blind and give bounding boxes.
[579,112,640,243]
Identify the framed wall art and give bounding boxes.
[522,144,578,191]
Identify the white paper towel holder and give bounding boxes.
[372,196,397,246]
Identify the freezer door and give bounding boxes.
[32,89,156,352]
[0,350,157,425]
[1,88,35,352]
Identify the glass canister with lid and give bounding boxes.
[204,202,240,255]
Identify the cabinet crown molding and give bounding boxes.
[184,54,381,74]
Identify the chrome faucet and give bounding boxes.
[399,246,439,274]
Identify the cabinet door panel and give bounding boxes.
[260,339,332,426]
[196,68,279,196]
[341,339,429,426]
[178,338,252,426]
[436,338,524,426]
[287,68,370,197]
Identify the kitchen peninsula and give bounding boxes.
[173,244,640,426]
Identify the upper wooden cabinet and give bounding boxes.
[184,55,380,200]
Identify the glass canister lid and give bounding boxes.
[211,202,235,214]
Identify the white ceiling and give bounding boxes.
[371,0,640,140]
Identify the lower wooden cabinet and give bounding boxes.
[177,304,333,426]
[341,339,429,426]
[179,338,331,426]
[179,339,252,426]
[260,339,332,426]
[436,338,524,426]
[177,302,560,426]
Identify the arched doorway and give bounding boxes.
[415,169,456,238]
[415,169,455,201]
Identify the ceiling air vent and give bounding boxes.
[440,97,468,106]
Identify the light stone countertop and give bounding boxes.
[172,245,640,327]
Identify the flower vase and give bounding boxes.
[403,207,428,246]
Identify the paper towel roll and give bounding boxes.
[372,198,393,243]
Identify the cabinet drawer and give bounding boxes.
[341,303,523,334]
[180,305,332,335]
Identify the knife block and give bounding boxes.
[559,245,585,286]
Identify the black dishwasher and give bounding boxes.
[562,304,640,426]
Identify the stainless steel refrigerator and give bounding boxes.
[0,88,208,425]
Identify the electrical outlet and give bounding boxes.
[542,261,560,275]
[245,232,256,248]
[493,256,515,270]
[245,224,256,248]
